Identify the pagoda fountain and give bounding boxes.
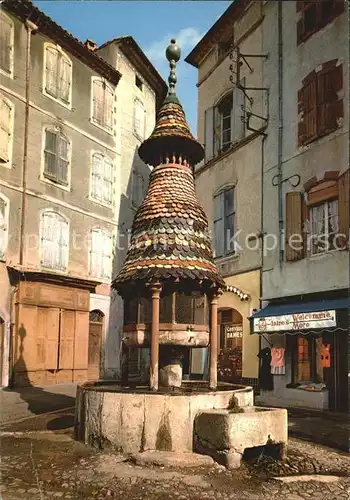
[75,40,287,467]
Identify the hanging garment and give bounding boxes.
[257,347,274,390]
[271,347,285,375]
[320,343,331,368]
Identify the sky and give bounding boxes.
[34,0,232,135]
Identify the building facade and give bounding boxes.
[0,0,165,387]
[186,0,349,410]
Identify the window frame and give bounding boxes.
[89,227,113,281]
[289,334,326,385]
[308,198,339,256]
[40,210,69,272]
[90,77,115,134]
[0,192,9,261]
[0,93,14,168]
[41,126,71,190]
[0,11,14,79]
[42,43,73,109]
[89,151,115,208]
[213,186,236,259]
[297,0,345,45]
[133,98,146,140]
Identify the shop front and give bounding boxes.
[250,293,349,412]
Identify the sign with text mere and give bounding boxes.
[253,310,336,333]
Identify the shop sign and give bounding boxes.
[225,324,243,338]
[253,310,336,333]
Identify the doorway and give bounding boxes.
[88,310,104,381]
[218,308,243,383]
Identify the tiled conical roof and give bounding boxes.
[112,40,224,294]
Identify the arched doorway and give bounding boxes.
[217,308,243,383]
[88,310,104,380]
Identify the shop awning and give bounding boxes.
[250,297,349,335]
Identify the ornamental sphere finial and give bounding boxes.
[166,39,181,63]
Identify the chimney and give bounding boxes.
[84,39,97,51]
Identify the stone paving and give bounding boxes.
[1,424,349,500]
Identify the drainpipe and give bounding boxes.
[19,20,38,266]
[277,0,284,264]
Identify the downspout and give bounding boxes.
[19,20,38,266]
[277,0,284,264]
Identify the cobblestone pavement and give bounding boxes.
[1,425,349,500]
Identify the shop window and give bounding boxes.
[289,335,327,385]
[89,228,113,280]
[91,78,114,131]
[213,187,235,258]
[40,211,69,271]
[297,1,344,45]
[43,128,70,186]
[90,153,114,206]
[204,85,245,162]
[298,61,343,146]
[44,44,72,106]
[0,12,14,77]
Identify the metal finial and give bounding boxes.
[166,39,181,95]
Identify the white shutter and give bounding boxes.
[41,213,54,268]
[90,229,102,277]
[58,216,69,270]
[91,153,103,201]
[214,193,225,257]
[103,157,113,204]
[45,47,58,97]
[0,97,11,162]
[204,107,214,162]
[105,85,113,130]
[93,80,104,125]
[0,15,12,74]
[58,55,71,103]
[0,197,7,257]
[102,232,112,279]
[57,135,69,184]
[232,83,245,142]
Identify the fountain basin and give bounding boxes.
[75,381,254,453]
[194,406,288,469]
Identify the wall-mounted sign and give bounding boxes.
[253,310,336,333]
[225,324,243,338]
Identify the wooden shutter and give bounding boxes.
[214,192,224,257]
[41,212,54,268]
[45,47,58,97]
[0,97,11,162]
[0,15,12,74]
[317,64,343,136]
[16,304,37,371]
[303,78,317,143]
[93,80,104,125]
[102,231,112,279]
[338,169,349,248]
[103,156,113,204]
[285,192,305,261]
[59,309,75,369]
[36,307,60,370]
[90,229,103,277]
[57,134,69,184]
[74,311,89,370]
[58,55,71,103]
[204,107,214,162]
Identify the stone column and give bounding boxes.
[209,295,219,390]
[150,284,161,391]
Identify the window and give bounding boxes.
[0,194,9,260]
[43,128,69,185]
[91,153,114,206]
[298,61,343,146]
[175,292,207,325]
[132,170,145,208]
[0,12,14,77]
[0,95,14,164]
[44,45,72,105]
[89,228,113,280]
[289,335,326,385]
[309,199,338,255]
[213,187,235,258]
[134,99,145,139]
[135,75,143,91]
[297,1,344,45]
[204,85,245,162]
[40,211,69,271]
[91,78,114,131]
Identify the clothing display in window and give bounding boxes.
[320,343,331,368]
[270,347,285,375]
[257,347,273,390]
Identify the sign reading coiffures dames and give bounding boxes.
[253,310,336,333]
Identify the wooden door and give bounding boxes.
[88,310,104,380]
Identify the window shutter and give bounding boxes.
[0,16,12,74]
[93,80,104,125]
[59,217,69,270]
[57,135,69,184]
[103,157,113,204]
[204,107,214,162]
[0,97,11,162]
[318,64,343,136]
[333,0,345,17]
[0,197,6,257]
[105,84,113,130]
[285,192,305,261]
[102,232,112,279]
[338,169,349,248]
[44,130,58,179]
[232,84,245,143]
[90,229,102,278]
[58,55,71,103]
[302,78,317,144]
[296,19,304,45]
[92,154,103,201]
[213,193,225,257]
[213,106,221,156]
[41,213,54,268]
[45,47,58,97]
